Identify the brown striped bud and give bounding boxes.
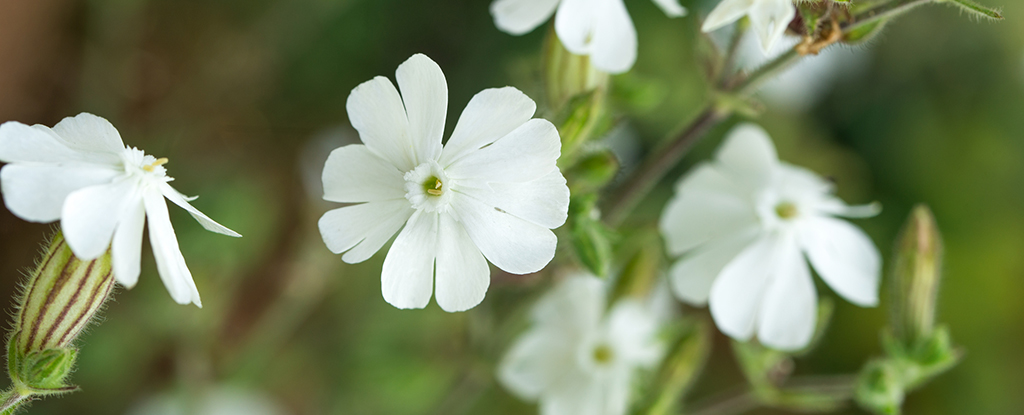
[6,232,114,396]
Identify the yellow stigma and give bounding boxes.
[593,344,614,364]
[143,157,169,172]
[426,178,443,196]
[775,202,798,219]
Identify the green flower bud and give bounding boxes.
[890,205,942,345]
[568,195,614,277]
[856,359,905,415]
[565,149,619,196]
[543,27,608,110]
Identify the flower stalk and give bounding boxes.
[1,232,116,413]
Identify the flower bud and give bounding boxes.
[890,205,942,344]
[543,27,608,110]
[7,232,115,395]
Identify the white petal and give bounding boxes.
[144,190,202,307]
[798,216,880,307]
[0,121,89,163]
[380,210,437,309]
[588,0,638,74]
[708,233,780,341]
[532,274,606,333]
[322,144,406,203]
[757,240,817,350]
[701,0,753,32]
[816,198,881,218]
[714,123,779,193]
[0,163,118,223]
[457,169,569,229]
[660,164,759,255]
[346,75,416,171]
[439,87,537,166]
[651,0,687,17]
[434,214,490,312]
[668,229,758,306]
[607,301,663,366]
[451,194,557,275]
[318,200,414,263]
[445,118,560,185]
[554,0,596,55]
[111,199,146,288]
[51,113,127,156]
[61,179,138,260]
[541,372,604,415]
[160,183,241,237]
[749,0,796,53]
[396,54,446,164]
[498,327,577,400]
[491,0,561,35]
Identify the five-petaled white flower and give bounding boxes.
[0,113,241,307]
[498,274,664,415]
[490,0,687,74]
[659,123,880,350]
[702,0,796,53]
[318,54,570,312]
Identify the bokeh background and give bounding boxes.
[0,0,1021,414]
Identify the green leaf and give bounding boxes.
[565,149,620,196]
[844,19,888,45]
[940,0,1003,20]
[568,196,614,277]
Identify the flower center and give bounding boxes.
[404,162,453,213]
[143,157,169,172]
[121,147,171,183]
[592,343,614,365]
[775,201,799,220]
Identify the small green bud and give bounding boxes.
[543,27,609,110]
[568,195,614,277]
[609,234,661,304]
[565,149,619,195]
[890,205,942,345]
[856,359,905,415]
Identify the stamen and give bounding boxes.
[143,157,169,172]
[427,179,443,196]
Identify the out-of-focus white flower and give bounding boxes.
[126,387,288,415]
[0,113,240,307]
[498,274,664,415]
[701,0,796,53]
[490,0,687,74]
[659,124,880,350]
[318,54,569,312]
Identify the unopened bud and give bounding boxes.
[543,27,608,109]
[890,205,942,344]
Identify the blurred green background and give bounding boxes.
[0,0,1021,414]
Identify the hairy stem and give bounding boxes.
[845,0,934,32]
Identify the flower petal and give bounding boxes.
[660,164,759,255]
[0,121,88,163]
[61,179,138,260]
[757,239,817,350]
[318,199,414,263]
[498,326,577,400]
[322,144,406,203]
[396,54,446,164]
[714,123,778,193]
[111,198,146,289]
[708,233,781,341]
[668,229,758,306]
[532,274,606,333]
[439,87,537,166]
[144,190,202,307]
[701,0,754,32]
[554,0,596,55]
[589,0,638,74]
[607,301,663,366]
[541,371,605,415]
[749,0,796,53]
[346,75,416,171]
[434,214,490,312]
[0,163,118,223]
[798,216,880,307]
[380,210,437,309]
[651,0,687,17]
[490,0,560,35]
[457,169,569,229]
[160,183,241,237]
[51,113,127,156]
[451,193,557,275]
[445,118,560,185]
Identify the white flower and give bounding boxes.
[490,0,687,74]
[318,54,569,313]
[659,124,880,350]
[498,274,664,415]
[702,0,796,53]
[0,113,241,307]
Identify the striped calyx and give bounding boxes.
[7,232,115,394]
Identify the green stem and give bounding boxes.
[0,390,29,414]
[845,0,934,32]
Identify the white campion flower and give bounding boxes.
[0,113,241,307]
[701,0,796,53]
[498,274,664,415]
[318,54,569,312]
[489,0,687,74]
[659,124,880,350]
